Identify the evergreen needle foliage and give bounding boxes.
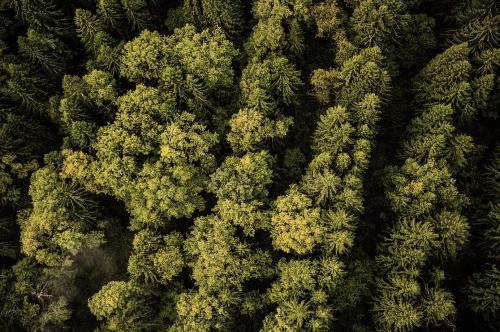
[0,0,498,331]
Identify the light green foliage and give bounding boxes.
[376,218,438,276]
[321,209,356,255]
[19,165,105,267]
[241,56,303,108]
[303,94,382,213]
[311,1,357,66]
[128,230,184,285]
[57,25,239,330]
[66,27,233,224]
[175,151,275,329]
[170,290,233,331]
[89,281,131,321]
[185,215,273,294]
[227,108,292,153]
[121,26,237,91]
[159,112,218,169]
[380,159,470,276]
[228,55,302,152]
[2,0,498,330]
[262,258,344,331]
[267,46,387,328]
[119,26,237,122]
[169,25,238,91]
[432,210,469,259]
[91,100,217,227]
[208,151,273,202]
[401,104,474,168]
[373,173,466,323]
[373,294,422,332]
[125,113,216,225]
[248,17,285,58]
[214,199,270,237]
[311,106,353,156]
[385,159,466,220]
[88,281,160,331]
[248,0,313,57]
[310,47,390,107]
[414,43,495,121]
[271,185,323,255]
[120,29,167,82]
[227,0,310,155]
[422,288,456,327]
[311,0,347,38]
[373,28,486,330]
[83,70,118,107]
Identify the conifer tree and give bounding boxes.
[172,151,275,330]
[227,0,310,154]
[0,7,75,324]
[171,2,316,328]
[62,25,239,330]
[74,8,123,73]
[462,147,500,328]
[120,0,152,31]
[0,0,499,330]
[182,0,245,39]
[265,46,389,329]
[350,0,436,70]
[371,37,496,332]
[7,0,72,36]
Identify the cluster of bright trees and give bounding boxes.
[0,0,498,331]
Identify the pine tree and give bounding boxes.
[372,39,484,332]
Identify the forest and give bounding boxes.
[0,0,499,331]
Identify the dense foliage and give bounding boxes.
[0,0,498,331]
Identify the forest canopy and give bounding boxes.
[0,0,499,331]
